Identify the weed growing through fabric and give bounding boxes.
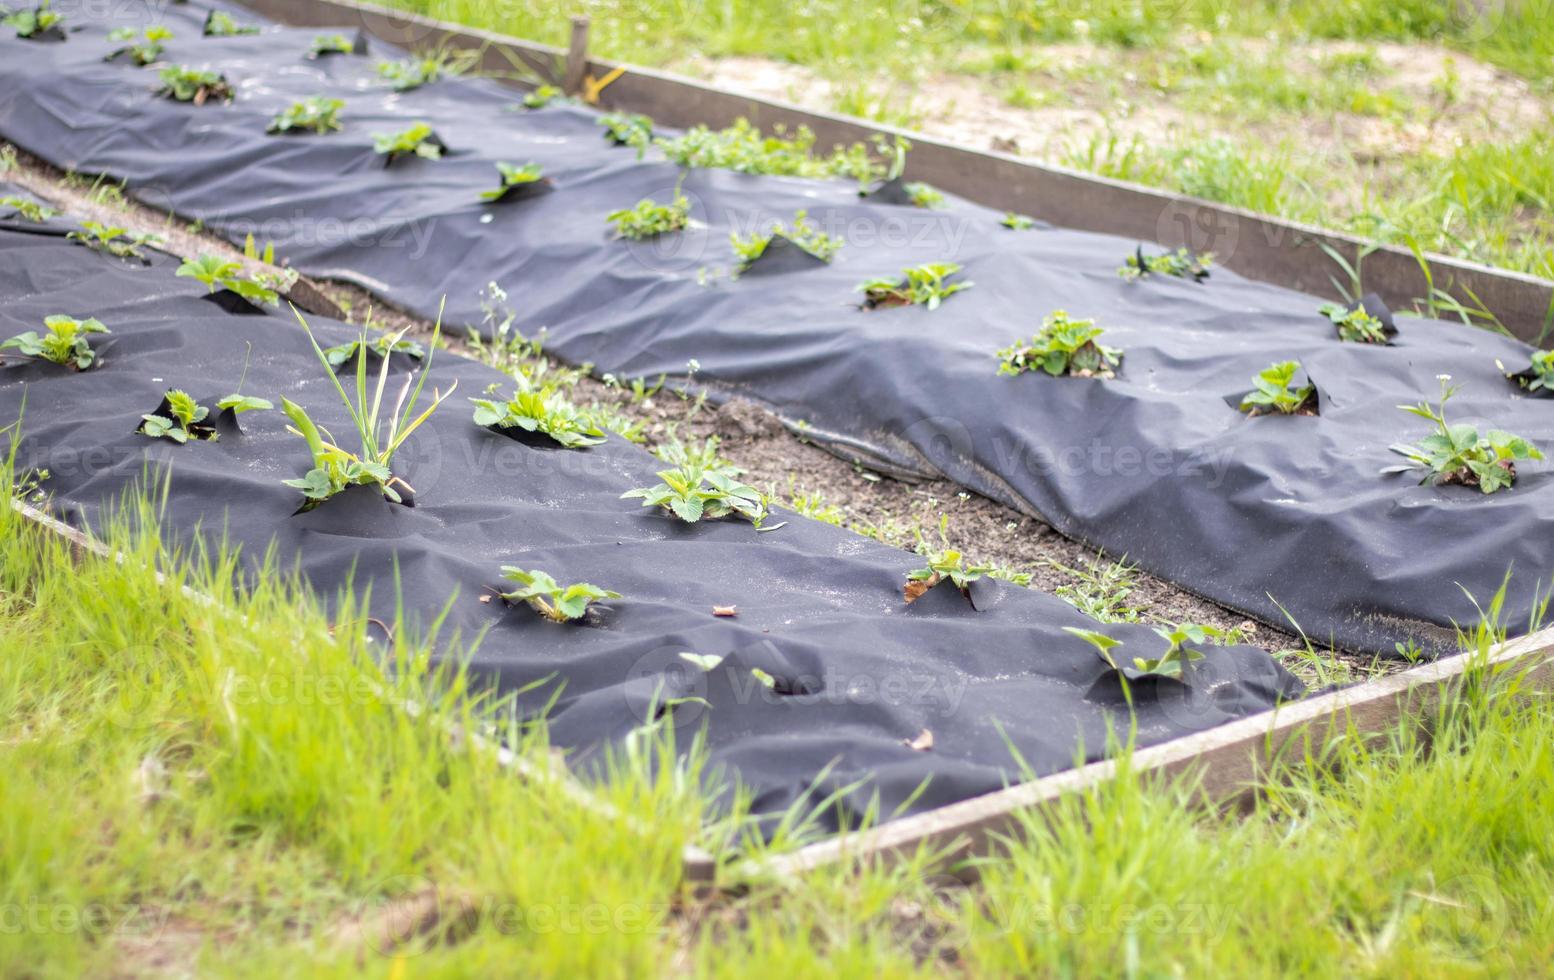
[377,47,476,91]
[105,25,172,66]
[856,262,972,310]
[522,84,562,108]
[1388,377,1542,494]
[1001,211,1036,230]
[997,310,1122,379]
[157,66,234,105]
[267,96,344,135]
[67,220,158,260]
[280,309,456,506]
[1320,301,1388,343]
[321,333,425,368]
[903,549,991,604]
[729,209,842,270]
[499,567,620,622]
[1119,246,1213,282]
[656,118,898,182]
[1240,360,1317,416]
[600,111,653,154]
[471,380,606,448]
[3,1,60,38]
[140,390,216,444]
[175,255,280,306]
[202,10,258,36]
[309,33,356,57]
[0,195,56,222]
[622,437,767,524]
[608,190,691,240]
[373,122,443,162]
[480,161,546,202]
[2,315,108,370]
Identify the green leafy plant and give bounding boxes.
[1135,624,1225,678]
[202,10,258,37]
[1389,378,1542,494]
[1119,246,1213,282]
[67,220,157,260]
[607,192,690,240]
[856,262,972,310]
[480,161,546,202]
[0,195,56,222]
[997,310,1122,379]
[1240,360,1317,416]
[904,181,943,209]
[1320,301,1388,344]
[321,333,426,369]
[903,549,991,604]
[267,96,344,135]
[158,65,233,105]
[376,47,475,92]
[729,209,842,269]
[4,1,61,38]
[140,390,216,444]
[280,312,456,506]
[1502,350,1554,394]
[655,119,900,182]
[499,567,619,623]
[1001,211,1035,230]
[309,33,356,57]
[599,111,652,153]
[2,315,109,370]
[175,255,280,306]
[106,25,172,66]
[522,84,562,108]
[372,122,443,163]
[470,380,605,448]
[213,343,274,419]
[622,438,767,524]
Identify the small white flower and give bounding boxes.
[1436,373,1452,381]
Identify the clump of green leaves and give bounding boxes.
[372,122,443,163]
[730,209,842,269]
[600,111,652,153]
[996,310,1122,379]
[904,181,943,209]
[376,47,475,92]
[202,10,258,37]
[607,192,690,240]
[499,567,620,623]
[656,119,900,182]
[1240,360,1317,416]
[1063,622,1225,684]
[1389,378,1542,494]
[1502,349,1554,394]
[175,255,280,306]
[309,33,357,57]
[522,84,562,108]
[856,262,972,311]
[480,161,546,202]
[267,96,344,135]
[622,438,767,524]
[280,312,456,506]
[0,195,56,222]
[4,1,61,39]
[470,380,605,448]
[140,390,216,443]
[67,220,158,260]
[158,65,233,105]
[1320,301,1388,344]
[2,315,109,370]
[1001,211,1035,230]
[106,25,172,66]
[321,333,426,369]
[1119,246,1213,282]
[904,549,991,604]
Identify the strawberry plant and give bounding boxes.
[4,1,62,39]
[321,333,425,368]
[904,181,944,209]
[1001,211,1035,230]
[202,10,258,36]
[470,380,605,448]
[1389,378,1542,494]
[2,315,109,370]
[522,84,562,108]
[158,66,233,105]
[996,310,1122,379]
[730,209,842,269]
[903,549,991,604]
[267,96,344,135]
[373,123,443,163]
[600,111,653,153]
[1502,350,1554,394]
[309,33,356,57]
[376,47,475,92]
[1320,301,1388,344]
[622,438,767,524]
[67,220,157,260]
[176,254,280,306]
[140,389,216,443]
[856,262,972,310]
[1119,246,1213,282]
[1136,624,1225,678]
[607,191,690,240]
[498,567,619,623]
[1240,360,1317,416]
[480,161,547,202]
[106,25,172,66]
[280,312,456,506]
[0,195,56,222]
[656,119,900,181]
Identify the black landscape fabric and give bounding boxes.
[0,3,1551,656]
[0,207,1302,832]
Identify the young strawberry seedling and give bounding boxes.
[280,311,456,506]
[1320,301,1389,344]
[376,47,475,92]
[267,96,344,135]
[4,1,62,39]
[321,333,426,368]
[175,255,280,307]
[996,310,1122,379]
[202,10,258,36]
[67,220,158,260]
[2,315,109,370]
[1136,624,1225,678]
[607,191,691,240]
[1001,211,1036,230]
[0,195,56,222]
[856,262,972,310]
[1240,360,1317,416]
[730,209,842,270]
[904,181,944,209]
[158,66,234,105]
[106,25,173,66]
[140,390,217,444]
[470,380,606,448]
[480,162,547,202]
[498,567,620,623]
[308,33,359,58]
[622,438,767,524]
[521,84,562,108]
[1119,246,1213,282]
[599,111,653,153]
[1389,378,1542,494]
[372,123,443,163]
[1501,349,1554,394]
[903,549,992,604]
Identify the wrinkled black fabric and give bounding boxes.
[0,4,1550,655]
[0,210,1302,831]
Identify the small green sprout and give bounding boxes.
[1001,212,1035,230]
[856,262,972,310]
[376,47,475,92]
[158,65,233,104]
[1320,301,1388,344]
[267,96,344,135]
[499,567,620,623]
[140,390,215,444]
[1136,624,1224,678]
[1502,349,1554,394]
[1240,360,1317,416]
[175,255,279,306]
[309,33,356,57]
[997,310,1122,379]
[321,333,426,369]
[0,195,56,222]
[622,438,767,524]
[2,315,109,370]
[470,381,605,448]
[904,181,944,209]
[903,549,992,604]
[4,1,62,39]
[480,161,546,202]
[1119,246,1213,282]
[599,111,653,153]
[607,193,690,240]
[372,122,443,163]
[522,84,562,108]
[1389,378,1542,494]
[67,220,158,260]
[106,25,172,66]
[202,10,258,36]
[655,119,901,182]
[730,209,842,270]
